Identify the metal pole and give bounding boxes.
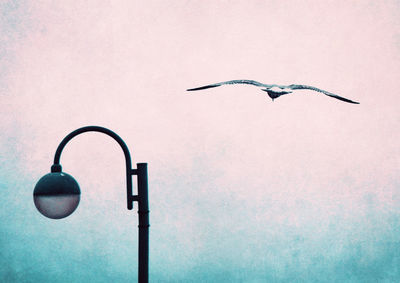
[137,163,149,283]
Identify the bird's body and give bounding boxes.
[187,79,360,104]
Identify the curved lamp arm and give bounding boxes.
[50,126,138,210]
[53,126,132,170]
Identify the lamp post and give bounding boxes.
[33,126,149,283]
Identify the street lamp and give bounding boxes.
[33,126,149,283]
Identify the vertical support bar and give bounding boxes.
[137,163,149,283]
[127,167,133,210]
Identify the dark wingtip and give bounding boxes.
[327,94,360,104]
[339,98,360,104]
[187,84,220,91]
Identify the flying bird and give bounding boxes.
[187,79,359,104]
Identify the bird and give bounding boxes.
[187,79,360,104]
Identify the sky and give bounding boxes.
[1,1,400,282]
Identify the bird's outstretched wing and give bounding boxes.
[288,84,360,104]
[187,80,276,91]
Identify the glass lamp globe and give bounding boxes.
[33,172,81,219]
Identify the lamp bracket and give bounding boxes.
[51,164,62,173]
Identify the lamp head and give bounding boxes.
[33,166,80,219]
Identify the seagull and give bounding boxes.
[187,79,359,104]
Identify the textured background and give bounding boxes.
[1,1,399,282]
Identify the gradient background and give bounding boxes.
[1,1,400,282]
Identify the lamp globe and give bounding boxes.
[33,171,80,219]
